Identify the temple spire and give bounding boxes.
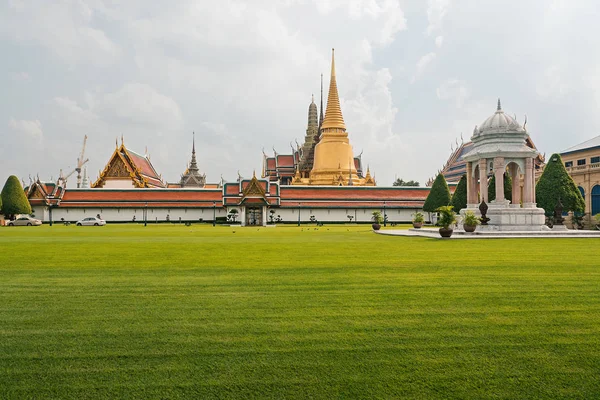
[319,74,324,129]
[321,48,346,131]
[188,132,199,172]
[497,98,502,111]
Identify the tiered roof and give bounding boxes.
[93,141,165,188]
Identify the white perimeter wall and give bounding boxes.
[272,208,420,223]
[33,206,422,223]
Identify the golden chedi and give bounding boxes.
[309,49,367,186]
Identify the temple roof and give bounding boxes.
[93,142,165,188]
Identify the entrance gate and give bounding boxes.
[246,207,263,226]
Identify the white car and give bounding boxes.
[76,217,106,226]
[7,216,42,226]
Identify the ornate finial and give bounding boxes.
[321,48,346,130]
[121,134,124,145]
[116,137,118,148]
[523,114,528,131]
[460,132,464,143]
[253,170,256,178]
[192,131,196,154]
[497,98,501,111]
[312,93,314,103]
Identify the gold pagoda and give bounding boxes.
[294,49,374,186]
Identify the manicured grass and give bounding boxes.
[1,224,599,399]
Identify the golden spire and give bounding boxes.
[321,48,346,131]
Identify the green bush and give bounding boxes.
[451,175,467,212]
[1,175,32,220]
[371,211,383,224]
[423,174,451,212]
[536,153,585,216]
[435,205,457,229]
[488,173,512,202]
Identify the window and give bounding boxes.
[577,159,586,166]
[565,161,573,167]
[592,156,600,164]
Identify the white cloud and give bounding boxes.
[99,83,183,130]
[8,118,43,142]
[536,66,571,101]
[426,0,451,35]
[436,79,470,108]
[0,1,119,66]
[435,35,444,48]
[411,52,437,83]
[12,71,30,81]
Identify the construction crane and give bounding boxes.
[76,135,89,188]
[58,167,77,187]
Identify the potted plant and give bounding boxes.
[412,212,425,228]
[371,211,383,230]
[462,210,480,233]
[435,205,457,238]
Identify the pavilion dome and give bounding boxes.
[475,99,525,137]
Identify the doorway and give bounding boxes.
[246,207,263,226]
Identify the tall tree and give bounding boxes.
[423,174,451,212]
[451,175,467,212]
[393,178,419,187]
[487,173,512,202]
[536,153,585,216]
[1,175,32,220]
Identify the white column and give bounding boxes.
[511,164,521,206]
[494,157,505,202]
[479,159,488,203]
[524,158,533,206]
[466,162,473,204]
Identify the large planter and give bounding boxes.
[439,227,453,238]
[412,222,423,229]
[372,223,381,231]
[464,224,476,233]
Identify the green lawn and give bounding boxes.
[1,224,599,399]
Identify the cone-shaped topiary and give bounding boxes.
[1,175,32,220]
[488,173,512,202]
[450,175,467,212]
[536,153,585,216]
[423,174,451,212]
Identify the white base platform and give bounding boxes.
[462,204,547,232]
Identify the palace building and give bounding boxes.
[560,135,600,220]
[26,50,427,226]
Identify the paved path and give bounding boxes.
[376,227,600,239]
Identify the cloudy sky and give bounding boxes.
[1,0,599,189]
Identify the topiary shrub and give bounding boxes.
[488,173,512,202]
[450,175,467,212]
[1,175,32,220]
[536,153,585,216]
[423,174,451,212]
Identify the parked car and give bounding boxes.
[76,217,106,226]
[7,216,42,226]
